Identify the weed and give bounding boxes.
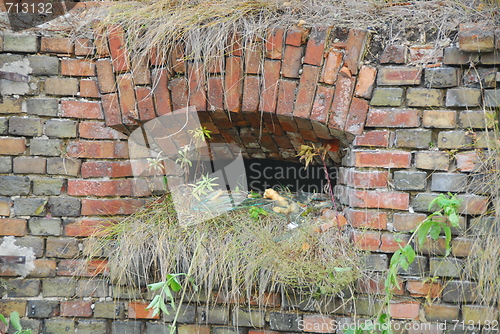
[0,311,31,334]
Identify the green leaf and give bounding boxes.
[158,297,169,315]
[443,225,452,256]
[166,275,182,292]
[333,267,352,273]
[10,311,22,331]
[417,220,435,247]
[148,282,166,291]
[0,314,7,326]
[146,295,160,310]
[34,200,47,215]
[401,244,416,264]
[429,224,441,241]
[448,212,460,228]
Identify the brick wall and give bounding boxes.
[0,22,499,333]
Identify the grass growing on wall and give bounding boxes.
[85,193,362,305]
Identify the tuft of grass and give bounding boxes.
[85,192,362,305]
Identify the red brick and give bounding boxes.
[302,315,336,333]
[171,43,186,73]
[227,33,243,56]
[61,59,96,76]
[285,25,309,46]
[128,302,160,319]
[108,25,130,72]
[242,76,261,113]
[67,140,129,159]
[303,26,330,66]
[96,59,116,94]
[75,38,94,56]
[64,218,112,237]
[344,208,387,229]
[344,29,370,75]
[61,301,93,317]
[0,138,26,155]
[81,199,143,215]
[262,112,285,136]
[328,75,355,130]
[206,54,224,74]
[132,56,151,85]
[389,301,420,320]
[320,49,343,84]
[135,87,156,121]
[272,133,293,149]
[282,45,303,78]
[348,189,409,210]
[276,80,296,117]
[377,67,421,85]
[260,60,281,113]
[311,121,333,140]
[357,273,404,295]
[296,118,318,142]
[293,65,320,118]
[409,45,443,63]
[149,47,165,66]
[57,259,109,277]
[393,213,427,232]
[0,199,10,216]
[61,100,103,119]
[341,168,388,189]
[244,46,261,74]
[309,95,334,134]
[380,232,410,253]
[277,115,298,133]
[407,279,442,298]
[353,150,411,168]
[380,45,406,64]
[224,56,243,113]
[179,325,211,334]
[101,93,124,130]
[188,62,206,112]
[152,69,172,116]
[169,77,188,112]
[351,230,381,251]
[93,33,110,58]
[456,151,480,172]
[354,130,391,147]
[117,74,138,123]
[458,195,488,215]
[247,292,281,307]
[81,161,133,178]
[80,79,100,98]
[354,66,377,99]
[366,109,420,128]
[0,218,26,236]
[344,97,368,135]
[265,28,284,59]
[30,259,57,277]
[41,37,73,54]
[68,180,133,197]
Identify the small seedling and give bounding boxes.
[0,311,32,334]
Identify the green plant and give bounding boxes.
[188,126,212,144]
[248,206,268,220]
[0,311,32,334]
[190,174,219,200]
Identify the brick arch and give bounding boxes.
[98,25,373,163]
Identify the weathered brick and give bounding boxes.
[437,130,474,149]
[0,176,30,196]
[456,151,480,172]
[29,259,56,278]
[162,303,196,323]
[108,25,129,72]
[344,29,369,75]
[7,279,40,297]
[80,79,100,98]
[79,121,127,140]
[0,138,25,156]
[321,49,343,84]
[241,76,260,112]
[458,194,488,215]
[276,80,297,117]
[355,66,377,99]
[294,65,320,118]
[48,197,81,217]
[282,45,303,78]
[370,88,403,106]
[463,305,498,324]
[259,59,280,113]
[354,130,391,147]
[76,319,108,334]
[406,88,444,107]
[197,306,228,325]
[3,33,38,52]
[344,208,387,229]
[46,158,81,176]
[343,188,409,210]
[459,24,495,52]
[269,312,302,332]
[44,77,79,96]
[0,300,27,316]
[94,301,125,319]
[377,67,421,85]
[9,117,43,137]
[431,173,467,192]
[81,199,143,215]
[29,139,61,157]
[57,259,108,277]
[178,325,211,334]
[361,253,388,271]
[352,150,411,168]
[0,117,7,135]
[429,258,463,277]
[393,213,427,232]
[395,129,432,149]
[0,157,12,173]
[76,279,109,298]
[75,38,94,56]
[265,28,284,60]
[68,179,132,197]
[329,75,355,129]
[0,218,27,236]
[415,151,449,171]
[451,237,473,257]
[61,100,103,119]
[304,26,330,66]
[28,217,61,236]
[424,67,458,88]
[446,88,481,107]
[393,171,427,191]
[484,89,500,107]
[26,98,58,117]
[422,109,456,128]
[13,157,46,174]
[412,193,442,213]
[27,300,60,318]
[46,237,80,258]
[398,255,428,276]
[424,304,459,322]
[111,320,143,334]
[128,301,159,319]
[63,218,111,237]
[380,45,406,64]
[67,141,128,159]
[0,198,11,216]
[10,236,43,257]
[443,46,479,65]
[0,98,22,114]
[224,56,243,113]
[301,314,335,333]
[442,280,477,303]
[13,198,46,216]
[136,87,156,120]
[409,44,443,63]
[43,318,75,333]
[40,37,73,54]
[27,56,59,76]
[389,301,419,320]
[81,161,132,178]
[60,300,93,317]
[61,59,96,77]
[481,51,500,64]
